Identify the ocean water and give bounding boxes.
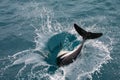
[0,0,120,80]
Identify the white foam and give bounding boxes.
[0,5,113,80]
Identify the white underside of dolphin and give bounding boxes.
[57,45,80,59]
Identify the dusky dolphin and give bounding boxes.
[56,23,103,67]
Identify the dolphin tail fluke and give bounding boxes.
[74,23,103,40]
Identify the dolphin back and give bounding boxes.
[74,24,103,40]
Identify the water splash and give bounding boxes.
[0,4,113,80]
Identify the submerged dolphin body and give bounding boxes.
[56,24,103,67]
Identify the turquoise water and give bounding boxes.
[0,0,120,80]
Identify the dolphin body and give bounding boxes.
[56,24,103,67]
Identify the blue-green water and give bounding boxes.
[0,0,120,80]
